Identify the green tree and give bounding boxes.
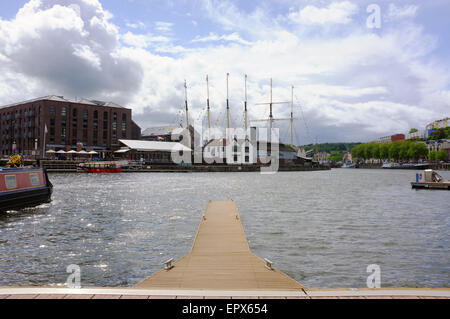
[436,149,448,161]
[374,143,381,159]
[380,143,390,160]
[399,141,412,160]
[428,150,437,161]
[388,142,401,161]
[407,143,428,160]
[329,155,342,162]
[358,144,366,160]
[416,143,429,160]
[428,127,450,140]
[409,128,418,134]
[361,143,378,160]
[351,144,364,160]
[363,143,371,160]
[368,142,380,160]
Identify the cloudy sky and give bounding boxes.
[0,0,449,145]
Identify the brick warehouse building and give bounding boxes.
[0,96,141,157]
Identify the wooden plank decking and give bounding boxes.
[134,200,305,291]
[411,181,450,190]
[1,292,449,299]
[0,287,449,299]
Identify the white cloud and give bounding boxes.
[126,21,146,29]
[0,0,448,144]
[119,19,448,141]
[153,45,189,54]
[72,43,102,70]
[0,2,85,55]
[0,0,142,105]
[201,0,275,39]
[289,1,359,25]
[387,4,418,20]
[155,21,173,32]
[302,85,388,98]
[192,32,252,45]
[122,32,148,48]
[122,32,171,48]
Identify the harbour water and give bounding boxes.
[0,169,449,288]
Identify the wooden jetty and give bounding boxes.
[411,169,450,190]
[411,181,450,190]
[1,200,449,299]
[135,200,304,291]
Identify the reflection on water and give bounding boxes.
[0,169,449,288]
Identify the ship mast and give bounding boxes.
[184,79,190,128]
[290,86,294,146]
[269,78,273,140]
[252,79,291,144]
[206,75,211,142]
[226,73,231,141]
[184,79,191,147]
[244,74,248,132]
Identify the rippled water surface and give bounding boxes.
[0,169,449,288]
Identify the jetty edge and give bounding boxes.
[411,169,450,190]
[1,200,449,299]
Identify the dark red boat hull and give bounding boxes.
[77,167,122,173]
[0,168,53,212]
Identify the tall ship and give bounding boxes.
[0,155,53,212]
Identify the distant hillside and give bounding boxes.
[299,142,362,162]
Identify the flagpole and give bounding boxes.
[42,124,47,159]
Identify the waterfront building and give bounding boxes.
[141,125,199,151]
[296,148,313,162]
[406,130,426,140]
[372,136,390,144]
[202,125,297,165]
[141,126,177,142]
[203,137,254,165]
[371,134,405,144]
[116,139,191,164]
[424,139,450,157]
[203,137,298,166]
[277,144,300,165]
[425,117,449,138]
[314,152,330,163]
[202,138,226,163]
[343,152,352,162]
[390,134,406,143]
[0,96,141,157]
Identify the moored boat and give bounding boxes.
[382,162,429,169]
[341,160,356,168]
[0,156,53,212]
[77,161,123,173]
